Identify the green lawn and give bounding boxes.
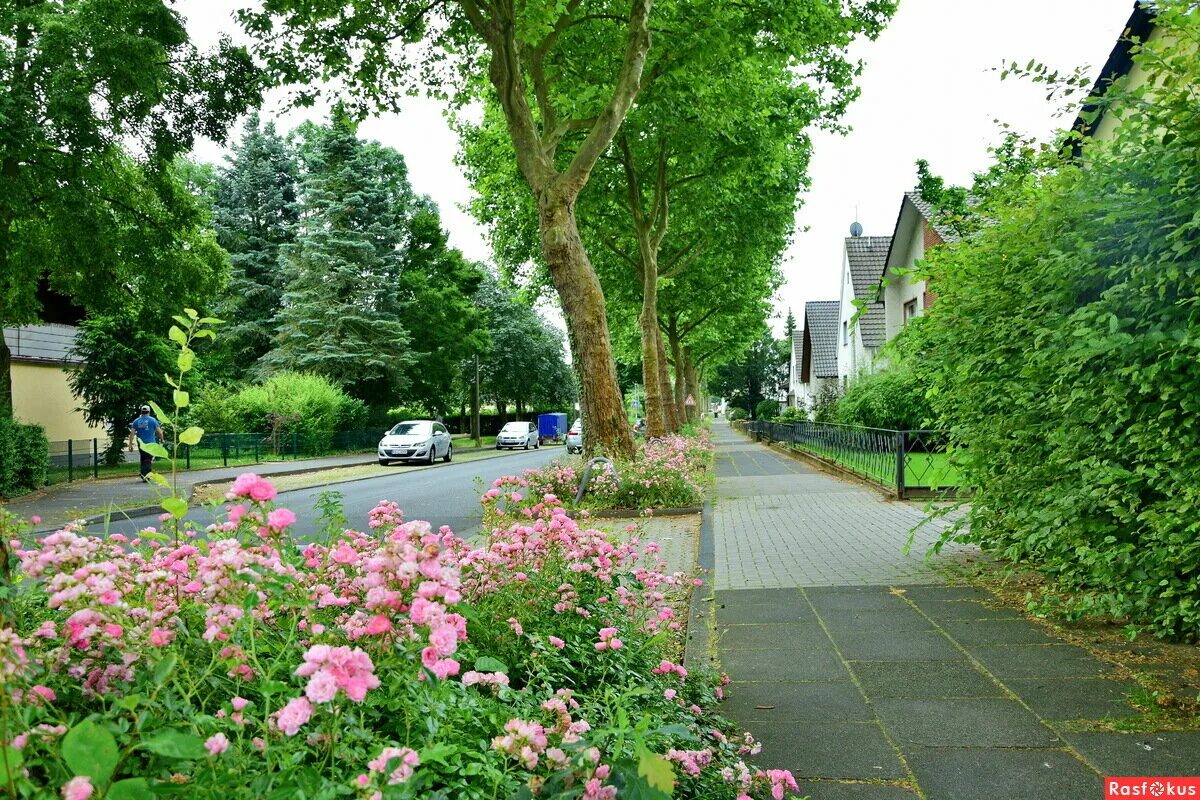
[790,442,962,491]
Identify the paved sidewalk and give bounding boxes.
[711,422,1200,799]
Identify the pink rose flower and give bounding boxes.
[364,615,392,635]
[205,733,230,756]
[231,697,249,712]
[61,777,93,800]
[267,507,296,531]
[548,636,566,649]
[274,697,313,736]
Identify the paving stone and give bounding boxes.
[936,618,1059,646]
[832,630,964,662]
[896,586,991,602]
[904,748,1099,800]
[968,645,1113,679]
[744,721,907,780]
[718,601,816,625]
[802,782,919,800]
[718,588,805,606]
[807,588,915,613]
[719,622,830,651]
[874,698,1061,748]
[819,609,939,636]
[1005,678,1140,721]
[913,599,1025,622]
[722,681,873,722]
[720,646,848,682]
[851,661,1005,699]
[1063,731,1200,776]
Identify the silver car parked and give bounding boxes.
[378,420,453,465]
[496,420,539,450]
[566,418,582,454]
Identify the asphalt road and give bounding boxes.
[102,445,560,540]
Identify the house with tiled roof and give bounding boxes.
[838,232,890,382]
[787,327,804,408]
[794,300,840,411]
[1071,1,1158,152]
[880,191,955,341]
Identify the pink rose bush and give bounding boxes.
[482,429,714,518]
[0,458,797,799]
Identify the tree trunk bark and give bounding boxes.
[498,401,508,426]
[656,328,678,432]
[538,192,635,458]
[683,347,699,422]
[638,253,667,439]
[668,323,686,423]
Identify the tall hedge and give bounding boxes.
[0,419,49,498]
[835,369,931,430]
[901,5,1200,638]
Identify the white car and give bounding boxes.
[378,420,453,465]
[496,420,539,450]
[566,419,582,454]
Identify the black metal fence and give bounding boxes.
[746,420,962,499]
[45,429,384,485]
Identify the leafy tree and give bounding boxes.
[0,0,259,418]
[785,309,797,340]
[709,331,789,419]
[67,315,175,464]
[262,115,418,407]
[211,115,301,376]
[895,4,1200,637]
[474,275,576,419]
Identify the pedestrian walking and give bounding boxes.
[129,405,163,482]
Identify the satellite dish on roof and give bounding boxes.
[849,221,863,237]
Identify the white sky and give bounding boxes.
[179,0,1137,336]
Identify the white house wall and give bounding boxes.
[883,211,929,341]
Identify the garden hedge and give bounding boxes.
[0,418,48,498]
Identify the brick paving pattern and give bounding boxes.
[709,422,1200,799]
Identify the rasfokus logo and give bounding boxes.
[1106,778,1200,798]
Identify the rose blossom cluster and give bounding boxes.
[295,644,380,703]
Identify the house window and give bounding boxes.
[903,299,918,325]
[842,321,849,345]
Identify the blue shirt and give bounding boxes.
[130,415,161,444]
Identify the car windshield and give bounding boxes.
[501,422,527,433]
[389,422,431,436]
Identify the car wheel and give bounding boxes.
[523,439,530,450]
[535,439,540,449]
[427,446,437,465]
[378,458,389,466]
[495,444,501,450]
[443,444,452,463]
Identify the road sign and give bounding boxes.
[684,394,696,407]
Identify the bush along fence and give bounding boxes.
[42,429,387,485]
[740,419,963,499]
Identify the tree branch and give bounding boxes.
[599,236,642,275]
[659,235,705,279]
[559,0,652,193]
[680,304,725,337]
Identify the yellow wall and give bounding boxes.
[1091,26,1164,144]
[11,362,107,442]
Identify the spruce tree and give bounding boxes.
[263,114,415,408]
[212,115,300,375]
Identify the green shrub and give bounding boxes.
[899,7,1200,639]
[810,381,843,422]
[194,372,365,448]
[727,407,748,422]
[774,405,807,423]
[754,399,780,420]
[0,419,48,498]
[835,370,932,430]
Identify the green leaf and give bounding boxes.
[140,442,169,459]
[419,743,460,766]
[117,694,143,711]
[152,654,178,687]
[168,325,187,346]
[178,426,204,446]
[172,315,191,328]
[63,720,119,784]
[164,373,179,389]
[637,750,675,794]
[139,730,207,760]
[161,497,188,519]
[177,348,194,373]
[147,472,170,489]
[473,656,508,673]
[0,746,24,784]
[199,317,225,325]
[173,389,190,409]
[184,308,199,320]
[108,778,154,800]
[148,402,171,424]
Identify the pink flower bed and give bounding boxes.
[0,468,796,799]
